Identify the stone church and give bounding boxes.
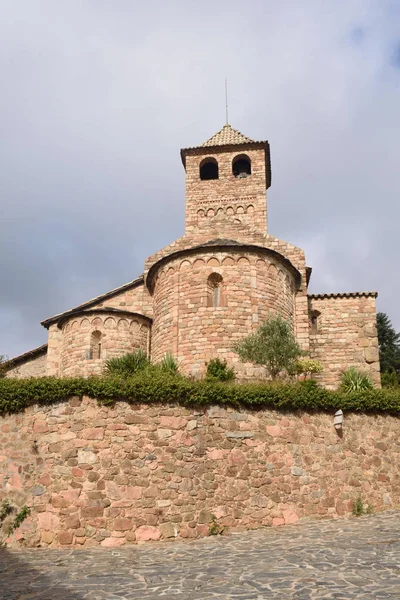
[6,124,380,387]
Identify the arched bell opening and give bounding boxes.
[200,157,219,180]
[232,154,251,178]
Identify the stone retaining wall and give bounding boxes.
[1,398,398,548]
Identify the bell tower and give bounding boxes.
[180,124,271,237]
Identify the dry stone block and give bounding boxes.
[113,518,133,531]
[135,526,161,542]
[58,531,74,545]
[77,449,97,464]
[365,347,379,364]
[159,523,178,538]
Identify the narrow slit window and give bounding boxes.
[213,285,220,307]
[310,311,320,335]
[90,330,102,359]
[207,273,224,307]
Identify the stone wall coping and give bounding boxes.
[145,239,302,293]
[56,307,153,330]
[4,343,48,368]
[41,276,145,329]
[308,291,378,299]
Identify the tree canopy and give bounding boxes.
[233,315,302,379]
[377,312,400,377]
[0,355,7,379]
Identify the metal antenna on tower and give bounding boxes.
[225,78,229,124]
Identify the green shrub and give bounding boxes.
[381,369,399,388]
[104,349,150,376]
[233,316,301,379]
[2,371,400,416]
[209,514,224,535]
[156,353,179,375]
[7,505,30,534]
[352,495,364,516]
[298,379,321,392]
[340,367,373,393]
[205,358,235,382]
[294,358,323,379]
[352,495,372,517]
[0,501,12,523]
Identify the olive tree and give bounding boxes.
[233,316,301,379]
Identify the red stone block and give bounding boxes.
[58,531,74,545]
[71,467,84,478]
[38,474,51,486]
[113,518,133,531]
[81,506,104,518]
[33,420,49,433]
[82,428,104,440]
[135,526,161,541]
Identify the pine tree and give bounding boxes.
[0,355,7,378]
[376,312,400,376]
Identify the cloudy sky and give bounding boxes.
[1,0,400,358]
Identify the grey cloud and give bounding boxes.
[1,0,400,357]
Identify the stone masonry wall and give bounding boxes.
[45,281,153,377]
[46,324,63,376]
[308,294,380,388]
[151,249,296,377]
[1,398,399,548]
[5,353,47,379]
[60,313,151,377]
[95,281,153,318]
[184,147,268,236]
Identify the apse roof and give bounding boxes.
[41,275,145,328]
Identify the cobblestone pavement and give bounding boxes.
[1,511,400,599]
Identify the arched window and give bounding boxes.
[90,330,102,359]
[232,154,251,178]
[200,158,219,180]
[207,273,224,307]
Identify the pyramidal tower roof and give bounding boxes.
[180,123,269,171]
[200,123,254,147]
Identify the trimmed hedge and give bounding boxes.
[1,373,400,415]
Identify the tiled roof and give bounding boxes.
[5,344,48,367]
[308,292,378,299]
[41,275,144,328]
[200,124,254,147]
